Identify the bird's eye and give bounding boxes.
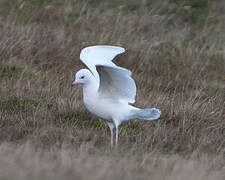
[80,76,85,79]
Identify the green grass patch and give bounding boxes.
[58,110,145,135]
[0,0,213,28]
[203,80,225,91]
[119,121,145,135]
[0,96,56,113]
[0,0,18,17]
[0,97,41,112]
[58,110,107,130]
[0,64,32,79]
[169,0,212,27]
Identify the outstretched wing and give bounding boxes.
[96,65,136,104]
[80,45,125,86]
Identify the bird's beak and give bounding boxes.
[71,81,77,87]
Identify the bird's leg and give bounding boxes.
[115,126,119,148]
[107,122,114,148]
[110,127,114,148]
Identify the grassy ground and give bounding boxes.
[0,0,224,179]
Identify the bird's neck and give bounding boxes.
[82,78,98,99]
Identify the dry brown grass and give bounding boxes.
[0,142,224,180]
[0,0,225,179]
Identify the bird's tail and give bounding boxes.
[131,108,161,121]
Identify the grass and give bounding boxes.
[0,0,224,179]
[0,143,224,180]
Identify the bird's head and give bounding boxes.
[72,69,93,86]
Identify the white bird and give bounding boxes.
[72,45,161,148]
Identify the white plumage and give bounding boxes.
[80,45,125,87]
[72,45,161,148]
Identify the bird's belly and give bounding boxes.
[84,97,113,121]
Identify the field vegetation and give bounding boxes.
[0,0,224,179]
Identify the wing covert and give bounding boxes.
[96,65,136,104]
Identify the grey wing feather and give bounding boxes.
[96,65,136,104]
